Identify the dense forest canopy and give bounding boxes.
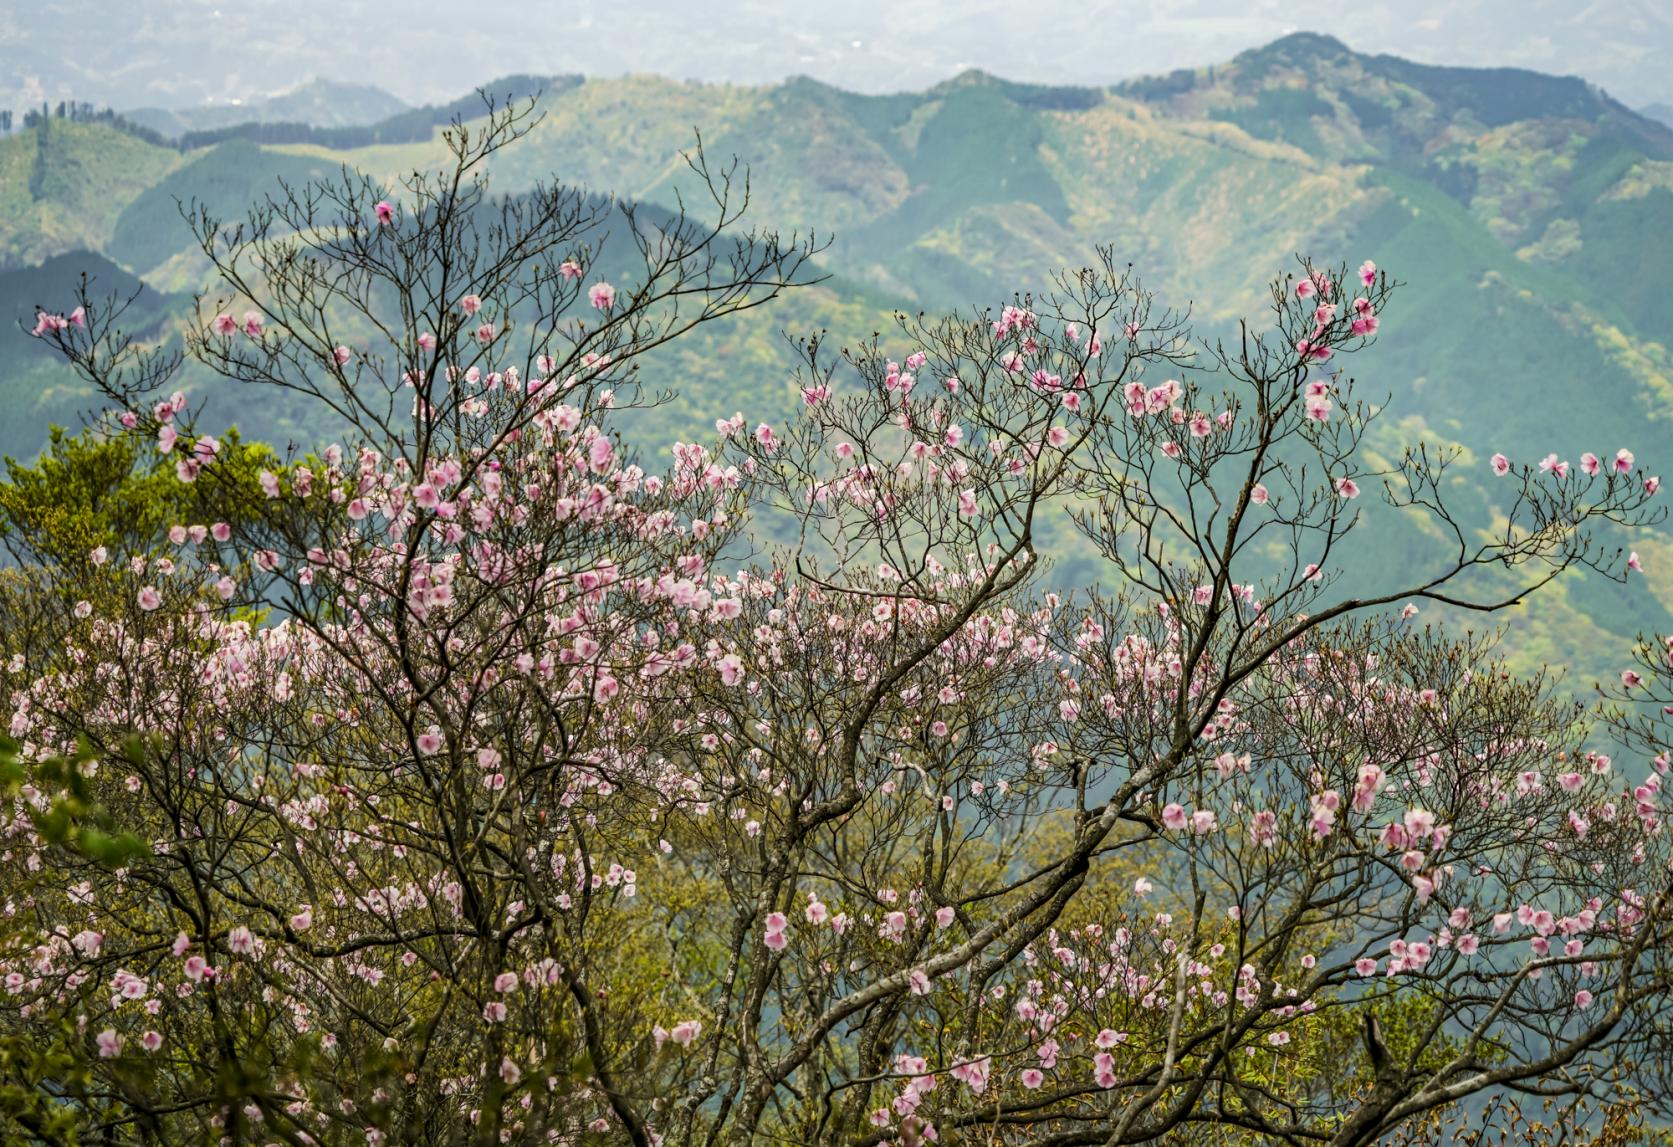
[0,95,1669,1147]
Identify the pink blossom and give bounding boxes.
[32,310,69,336]
[1490,453,1511,476]
[96,1030,122,1059]
[949,1056,990,1094]
[374,200,394,225]
[589,282,616,311]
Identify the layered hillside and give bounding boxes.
[2,35,1670,681]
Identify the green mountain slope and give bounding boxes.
[0,251,177,462]
[107,140,348,277]
[0,120,182,268]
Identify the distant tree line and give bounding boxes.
[1114,67,1201,101]
[3,74,580,156]
[10,101,173,147]
[175,116,434,150]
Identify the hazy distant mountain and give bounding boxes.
[1643,102,1673,129]
[3,1,1672,113]
[3,33,1672,682]
[123,79,408,138]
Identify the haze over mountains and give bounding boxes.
[1,29,1670,684]
[6,0,1673,113]
[123,79,411,139]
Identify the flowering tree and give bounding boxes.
[4,100,1670,1147]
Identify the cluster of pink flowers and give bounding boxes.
[10,249,1671,1145]
[31,306,86,336]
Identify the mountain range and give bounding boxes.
[7,1,1673,110]
[122,79,411,139]
[1,31,1670,684]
